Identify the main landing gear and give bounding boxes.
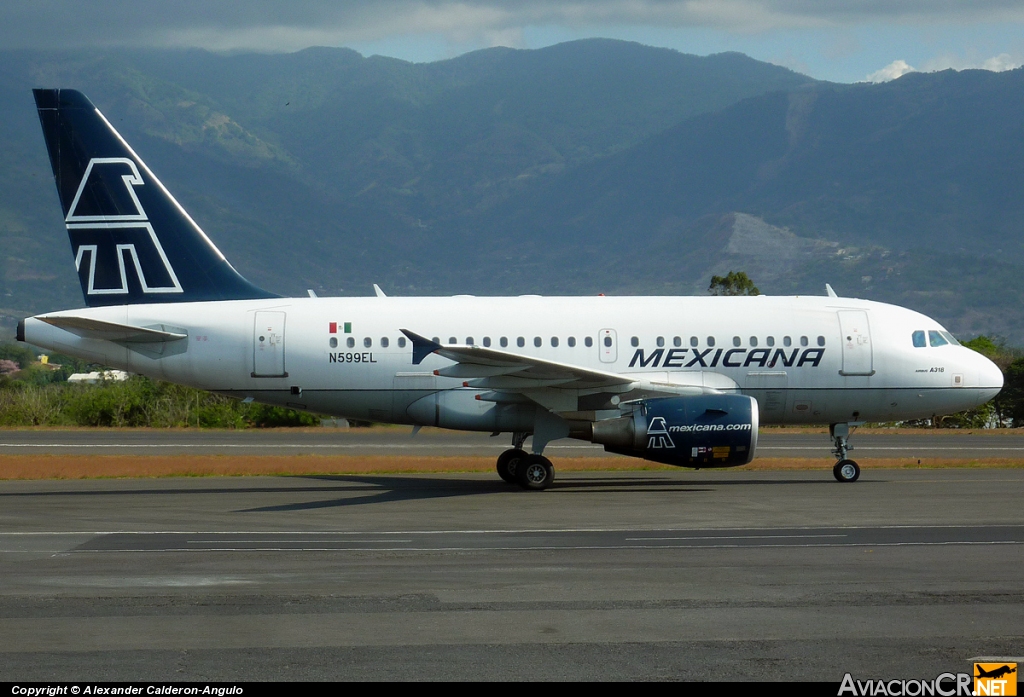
[496,432,556,490]
[831,423,861,482]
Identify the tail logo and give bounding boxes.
[66,157,182,296]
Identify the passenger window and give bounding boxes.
[448,337,457,345]
[912,331,926,348]
[783,336,792,347]
[517,337,525,348]
[500,337,508,348]
[347,337,355,348]
[534,337,542,347]
[799,336,808,347]
[689,336,697,347]
[733,336,741,347]
[466,337,473,346]
[398,337,407,348]
[604,336,612,348]
[766,336,775,347]
[380,337,389,348]
[364,337,372,348]
[431,337,440,344]
[631,336,639,347]
[707,337,716,347]
[585,337,593,348]
[749,336,758,347]
[551,337,559,347]
[928,330,948,347]
[568,337,576,347]
[483,337,491,347]
[817,336,825,347]
[656,336,664,348]
[329,337,338,348]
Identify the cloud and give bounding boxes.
[864,59,916,82]
[922,51,1022,72]
[4,1,1024,52]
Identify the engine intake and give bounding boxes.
[587,394,758,468]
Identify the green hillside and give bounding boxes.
[1,40,1022,343]
[0,40,816,329]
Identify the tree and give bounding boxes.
[958,335,1021,427]
[709,271,760,296]
[0,343,35,369]
[997,358,1024,427]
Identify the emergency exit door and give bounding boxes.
[837,310,873,376]
[253,311,288,377]
[599,329,617,363]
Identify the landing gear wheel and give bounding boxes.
[496,448,527,484]
[516,454,555,491]
[833,459,861,482]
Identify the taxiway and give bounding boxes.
[0,467,1021,680]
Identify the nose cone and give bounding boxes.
[973,353,1004,405]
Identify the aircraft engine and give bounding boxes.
[586,394,758,468]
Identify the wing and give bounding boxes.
[400,329,733,414]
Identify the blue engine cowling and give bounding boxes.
[592,394,758,468]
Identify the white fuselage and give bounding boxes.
[23,294,1003,429]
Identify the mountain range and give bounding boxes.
[1,40,1022,342]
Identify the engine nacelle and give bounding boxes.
[588,394,758,468]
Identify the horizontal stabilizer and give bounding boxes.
[40,316,187,343]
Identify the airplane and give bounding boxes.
[975,665,1016,680]
[16,89,1004,490]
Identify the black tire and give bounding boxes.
[516,454,555,491]
[833,459,861,482]
[496,448,527,484]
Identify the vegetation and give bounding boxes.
[708,270,760,296]
[0,342,320,428]
[955,336,1024,428]
[0,374,320,428]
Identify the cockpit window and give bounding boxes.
[928,330,948,347]
[912,330,926,348]
[939,330,960,346]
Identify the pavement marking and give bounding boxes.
[52,524,1024,554]
[63,541,1024,553]
[4,523,1024,535]
[625,534,847,540]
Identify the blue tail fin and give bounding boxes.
[33,88,277,306]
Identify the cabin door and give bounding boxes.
[837,310,873,376]
[253,311,288,377]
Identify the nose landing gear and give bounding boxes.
[831,423,861,482]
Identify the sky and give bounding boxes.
[3,1,1023,83]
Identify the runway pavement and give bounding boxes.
[0,468,1022,680]
[3,426,1024,459]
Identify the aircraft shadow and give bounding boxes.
[237,473,842,513]
[0,473,853,513]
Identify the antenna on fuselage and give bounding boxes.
[373,284,387,298]
[825,283,838,298]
